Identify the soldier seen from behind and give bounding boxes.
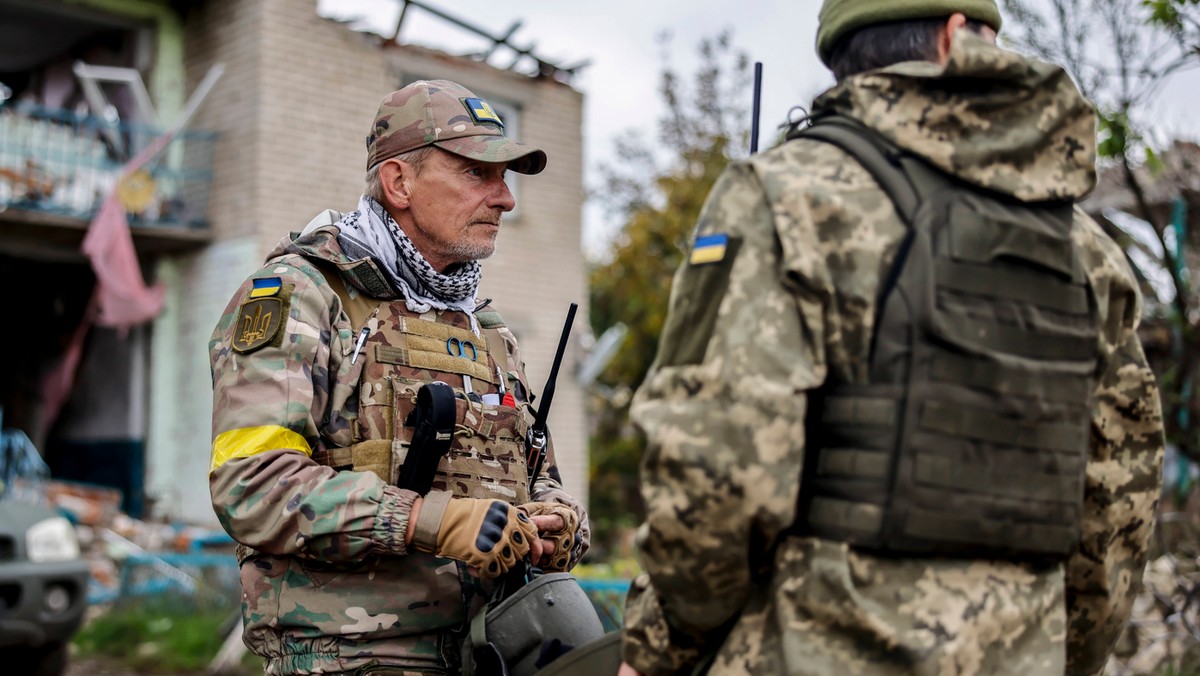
[619,1,1164,674]
[208,79,589,675]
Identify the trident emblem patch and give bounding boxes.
[232,297,284,353]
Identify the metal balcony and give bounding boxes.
[0,103,216,240]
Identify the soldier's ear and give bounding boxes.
[379,159,413,209]
[938,12,969,64]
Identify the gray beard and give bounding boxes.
[334,195,482,317]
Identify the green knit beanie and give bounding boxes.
[817,0,1003,66]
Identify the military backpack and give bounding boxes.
[789,115,1101,561]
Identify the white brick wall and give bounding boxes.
[151,0,590,521]
[147,237,258,525]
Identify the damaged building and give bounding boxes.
[0,0,590,525]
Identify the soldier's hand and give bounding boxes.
[409,491,539,578]
[519,502,580,572]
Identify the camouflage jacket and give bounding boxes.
[622,34,1163,676]
[209,222,589,675]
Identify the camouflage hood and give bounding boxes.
[266,225,400,300]
[812,31,1097,202]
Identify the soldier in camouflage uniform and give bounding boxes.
[209,79,590,675]
[620,2,1164,675]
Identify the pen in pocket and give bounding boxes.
[350,327,370,365]
[498,366,517,408]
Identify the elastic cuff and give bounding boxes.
[622,574,704,675]
[375,486,419,555]
[413,490,452,552]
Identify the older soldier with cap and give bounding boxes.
[209,79,589,675]
[620,1,1163,675]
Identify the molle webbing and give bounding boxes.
[382,316,495,383]
[794,115,1098,560]
[311,265,529,508]
[311,439,393,483]
[316,265,496,383]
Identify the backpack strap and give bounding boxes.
[314,264,380,331]
[476,307,518,391]
[789,115,925,225]
[791,115,935,353]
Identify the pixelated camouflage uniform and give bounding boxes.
[209,224,589,675]
[622,34,1163,676]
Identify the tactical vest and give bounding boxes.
[303,265,535,670]
[791,116,1100,560]
[313,265,532,505]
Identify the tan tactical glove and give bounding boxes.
[410,491,538,578]
[519,502,580,572]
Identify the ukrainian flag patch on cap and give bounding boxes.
[464,97,504,128]
[249,277,283,298]
[690,233,730,265]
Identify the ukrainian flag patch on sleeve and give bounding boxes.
[249,277,282,298]
[689,233,730,265]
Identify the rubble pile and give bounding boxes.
[19,478,237,604]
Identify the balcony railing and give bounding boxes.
[0,103,216,229]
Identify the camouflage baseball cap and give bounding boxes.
[365,79,546,174]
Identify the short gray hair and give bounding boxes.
[364,146,438,202]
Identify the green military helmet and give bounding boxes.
[816,0,1003,65]
[465,573,607,676]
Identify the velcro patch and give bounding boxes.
[690,233,730,265]
[250,277,282,298]
[232,287,291,354]
[464,97,504,128]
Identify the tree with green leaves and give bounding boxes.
[586,31,750,555]
[1146,0,1200,52]
[1004,2,1200,670]
[1003,0,1200,462]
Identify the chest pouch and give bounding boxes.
[790,115,1101,561]
[312,277,532,504]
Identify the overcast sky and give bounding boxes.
[316,0,1200,257]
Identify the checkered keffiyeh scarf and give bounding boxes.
[334,195,481,317]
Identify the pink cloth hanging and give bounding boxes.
[81,132,175,330]
[38,132,179,439]
[35,291,98,446]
